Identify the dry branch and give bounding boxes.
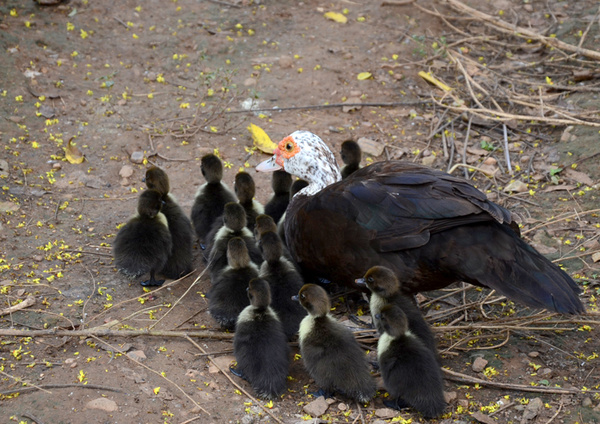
[0,327,234,340]
[0,296,36,317]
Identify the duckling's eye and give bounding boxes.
[367,277,374,283]
[300,293,305,300]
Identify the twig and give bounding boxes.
[544,401,563,424]
[205,0,241,8]
[21,413,45,424]
[149,269,202,330]
[0,296,36,317]
[225,100,431,114]
[0,370,53,395]
[381,0,415,6]
[502,124,512,175]
[0,327,234,339]
[183,335,283,424]
[0,382,122,396]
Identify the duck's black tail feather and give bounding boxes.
[441,223,585,314]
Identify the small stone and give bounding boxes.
[592,252,600,263]
[482,157,497,166]
[528,351,539,358]
[458,399,469,408]
[208,355,235,373]
[521,397,543,421]
[278,56,293,68]
[472,356,488,372]
[0,201,19,212]
[119,165,134,178]
[33,255,44,262]
[0,159,9,177]
[357,137,385,157]
[243,78,257,87]
[337,403,348,411]
[80,99,87,107]
[303,396,329,417]
[52,162,62,170]
[85,397,118,412]
[127,350,146,361]
[520,155,531,164]
[130,151,144,164]
[582,397,593,408]
[538,368,553,378]
[504,180,528,193]
[374,408,397,419]
[444,391,457,403]
[65,358,77,365]
[422,156,436,166]
[524,4,533,12]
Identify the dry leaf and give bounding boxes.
[504,180,528,193]
[564,168,594,186]
[247,123,277,154]
[324,11,347,23]
[65,137,85,164]
[357,72,372,80]
[592,252,600,263]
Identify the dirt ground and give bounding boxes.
[1,0,600,423]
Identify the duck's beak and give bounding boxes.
[256,148,283,172]
[355,277,366,287]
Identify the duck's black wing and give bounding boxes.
[285,161,583,314]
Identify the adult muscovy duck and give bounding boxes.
[256,130,584,314]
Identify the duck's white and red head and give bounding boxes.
[256,131,341,196]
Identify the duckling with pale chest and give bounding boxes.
[231,278,290,399]
[295,284,375,403]
[144,166,193,279]
[191,154,237,247]
[375,303,445,418]
[113,189,173,287]
[208,237,259,330]
[234,171,264,233]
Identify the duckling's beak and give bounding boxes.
[291,295,299,302]
[256,148,283,172]
[355,277,366,287]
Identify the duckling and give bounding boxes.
[277,179,309,244]
[144,166,193,279]
[113,189,173,287]
[264,170,292,224]
[231,278,290,399]
[356,266,439,362]
[258,231,306,340]
[234,171,264,232]
[340,139,362,179]
[255,214,278,241]
[295,284,375,403]
[191,154,237,247]
[206,202,263,278]
[209,237,259,329]
[375,304,445,418]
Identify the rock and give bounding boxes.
[127,350,147,361]
[482,157,497,166]
[130,151,145,164]
[521,397,543,422]
[356,137,385,157]
[528,351,539,358]
[538,368,553,378]
[472,411,496,424]
[422,155,437,166]
[560,126,574,143]
[0,159,9,177]
[119,165,134,178]
[208,355,235,373]
[279,56,293,68]
[444,391,457,403]
[337,403,348,411]
[472,356,488,372]
[504,180,528,193]
[303,396,329,417]
[524,4,533,12]
[520,155,531,164]
[243,78,257,87]
[458,399,469,408]
[592,252,600,263]
[374,408,397,419]
[0,201,19,212]
[342,97,362,113]
[85,397,118,412]
[582,397,593,408]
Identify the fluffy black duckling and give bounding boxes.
[258,231,306,340]
[356,266,439,362]
[208,237,259,330]
[277,179,309,244]
[113,189,173,287]
[295,284,375,403]
[206,202,263,279]
[375,304,445,418]
[340,139,362,179]
[144,166,193,279]
[191,154,237,247]
[255,214,278,241]
[234,171,264,232]
[264,170,292,224]
[231,278,290,399]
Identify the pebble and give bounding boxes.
[521,397,543,421]
[482,157,497,166]
[208,355,235,373]
[127,350,147,361]
[422,155,436,166]
[472,356,488,372]
[538,368,553,378]
[130,151,145,164]
[374,408,397,419]
[85,397,118,412]
[582,397,593,408]
[357,137,385,157]
[444,391,457,403]
[278,56,293,68]
[528,351,539,358]
[119,165,134,178]
[503,180,528,193]
[303,396,329,417]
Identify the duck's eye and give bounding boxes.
[285,142,294,152]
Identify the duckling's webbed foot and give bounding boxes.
[348,314,373,329]
[309,388,333,399]
[229,366,247,381]
[140,271,165,287]
[383,397,410,411]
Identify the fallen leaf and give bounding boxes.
[65,137,85,164]
[357,72,372,80]
[324,11,347,23]
[247,123,277,154]
[471,411,496,424]
[592,252,600,263]
[564,168,594,186]
[504,180,528,193]
[542,184,577,193]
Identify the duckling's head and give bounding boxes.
[355,266,400,298]
[138,189,164,219]
[201,154,224,184]
[258,231,282,264]
[248,278,271,309]
[234,172,256,204]
[290,179,309,199]
[223,202,247,232]
[254,214,277,240]
[296,284,330,317]
[144,166,170,196]
[340,140,362,166]
[226,237,251,269]
[271,170,292,195]
[375,304,408,338]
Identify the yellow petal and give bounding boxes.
[247,123,277,154]
[153,387,160,395]
[65,137,85,164]
[324,12,347,23]
[418,71,451,92]
[357,72,372,80]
